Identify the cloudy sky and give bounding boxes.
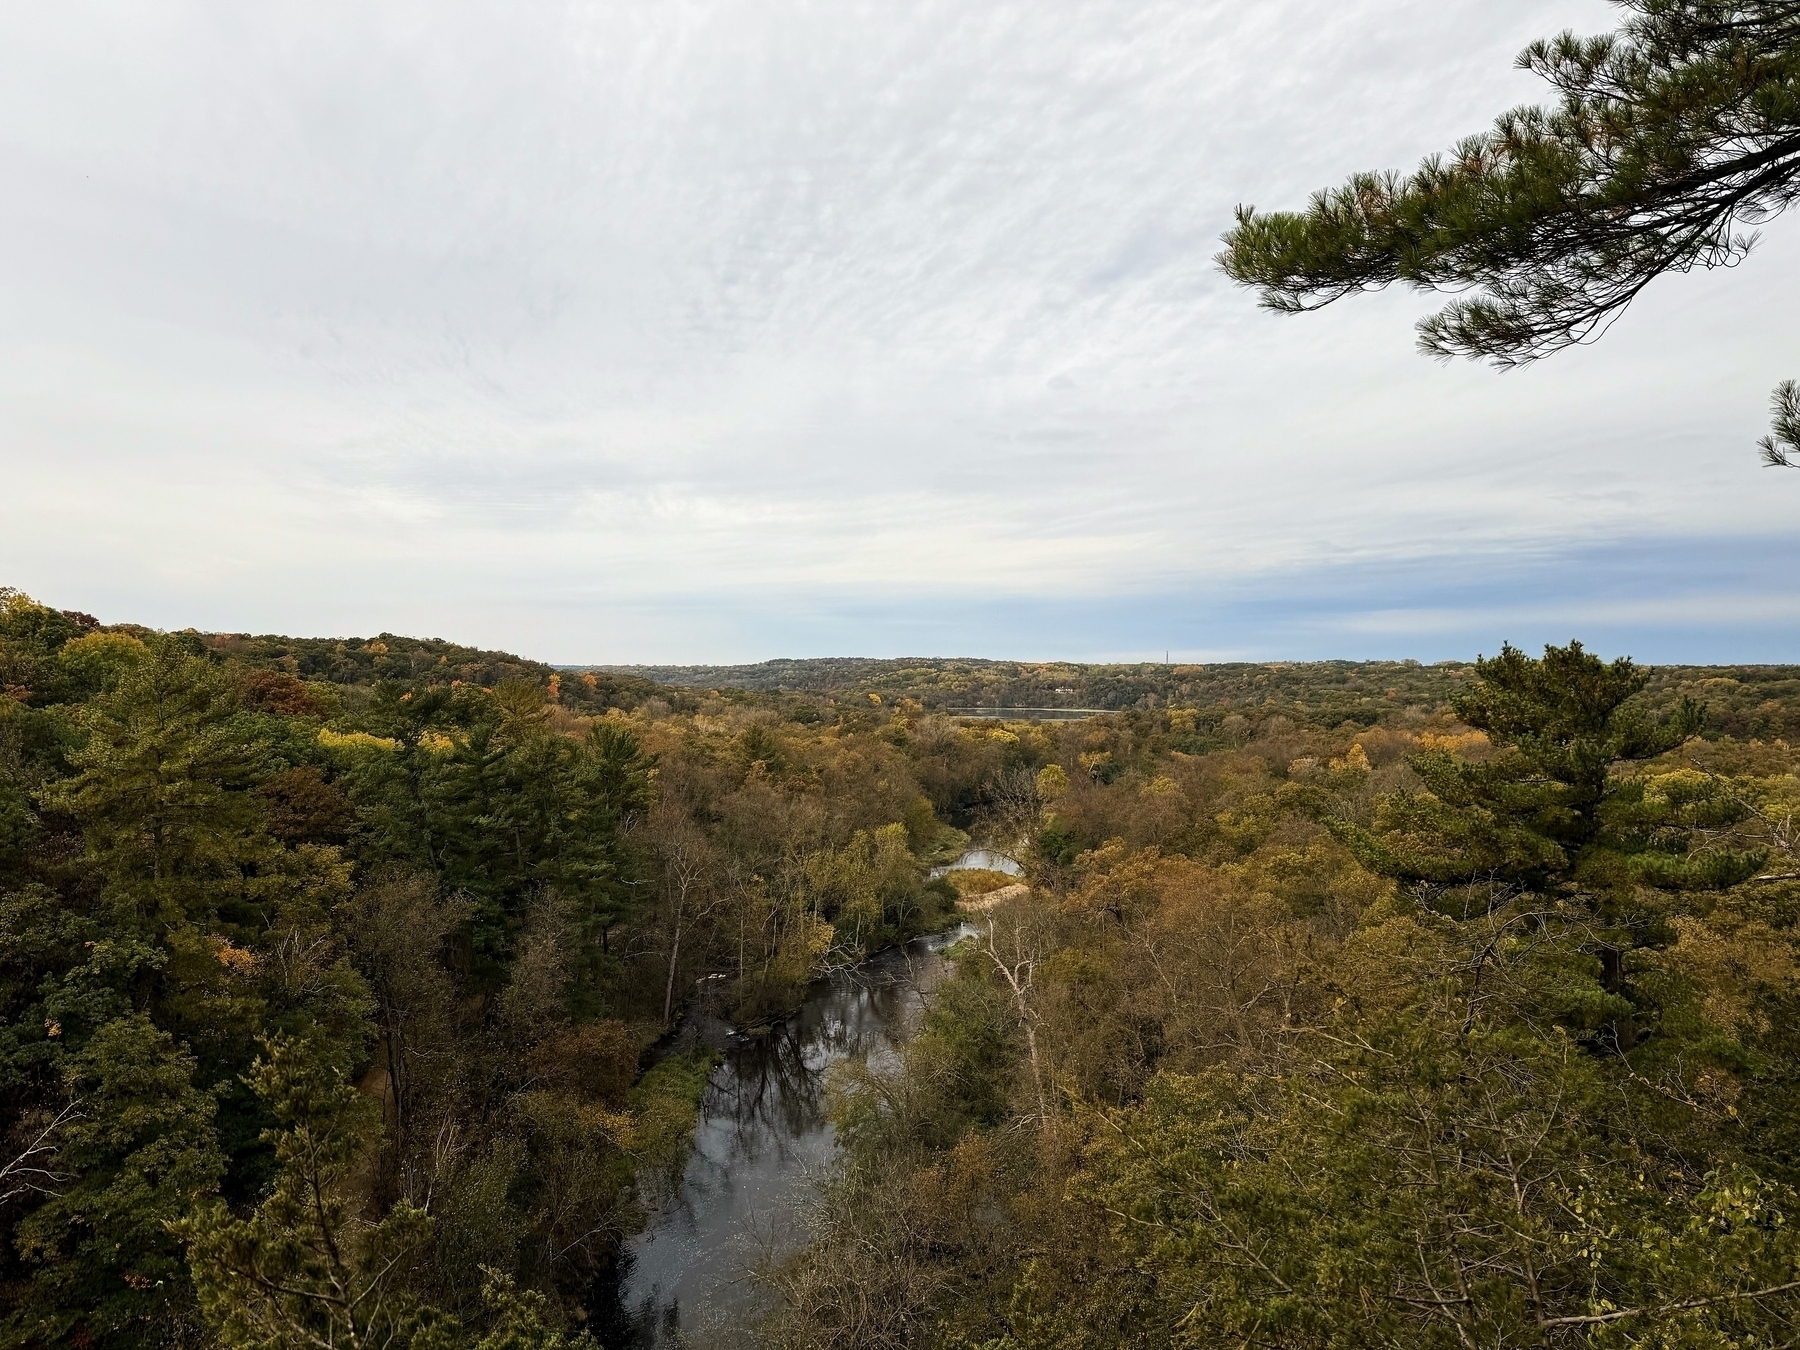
[1,0,1793,664]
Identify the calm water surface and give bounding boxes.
[590,924,970,1348]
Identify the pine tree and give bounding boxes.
[8,1016,224,1349]
[1220,2,1800,366]
[1331,642,1762,1052]
[179,1035,434,1350]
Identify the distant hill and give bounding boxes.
[596,655,1800,739]
[200,630,660,711]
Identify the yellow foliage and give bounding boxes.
[805,916,837,961]
[210,936,260,975]
[1641,768,1716,811]
[1417,730,1490,757]
[60,631,148,681]
[318,727,398,753]
[1665,912,1799,1034]
[946,869,1017,897]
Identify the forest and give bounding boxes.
[7,0,1800,1343]
[6,585,1800,1347]
[0,588,964,1349]
[607,657,1800,745]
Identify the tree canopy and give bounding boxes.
[765,642,1800,1349]
[0,588,971,1347]
[12,586,1800,1345]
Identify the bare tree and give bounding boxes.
[648,803,724,1028]
[981,764,1041,856]
[0,1099,81,1207]
[971,894,1054,1124]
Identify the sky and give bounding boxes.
[1,0,1794,665]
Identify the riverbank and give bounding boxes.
[957,881,1030,912]
[592,925,970,1347]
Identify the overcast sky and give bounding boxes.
[1,0,1793,664]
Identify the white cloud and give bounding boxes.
[1,0,1791,661]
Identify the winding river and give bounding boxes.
[589,921,974,1347]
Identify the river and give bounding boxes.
[589,921,972,1348]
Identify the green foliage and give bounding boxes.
[17,587,1800,1349]
[43,636,282,933]
[57,632,149,701]
[338,691,652,978]
[1,589,992,1347]
[600,653,1800,747]
[624,1049,719,1185]
[767,642,1800,1350]
[804,824,932,953]
[0,589,90,707]
[607,655,1482,730]
[466,1269,597,1350]
[180,1035,432,1350]
[1220,2,1800,366]
[1057,991,1800,1348]
[1326,643,1767,1056]
[9,1016,223,1349]
[1335,642,1722,888]
[1761,377,1800,467]
[1035,817,1082,868]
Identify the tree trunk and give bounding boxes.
[662,918,683,1027]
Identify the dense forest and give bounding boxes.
[10,0,1800,1344]
[8,587,1800,1346]
[607,656,1800,745]
[0,589,964,1348]
[758,651,1800,1348]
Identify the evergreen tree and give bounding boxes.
[179,1035,434,1350]
[341,682,650,984]
[463,1271,597,1350]
[1335,642,1729,887]
[43,636,276,937]
[8,1016,224,1349]
[1219,0,1800,446]
[1332,642,1759,1051]
[41,635,371,1188]
[1759,376,1800,465]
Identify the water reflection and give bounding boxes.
[591,928,966,1348]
